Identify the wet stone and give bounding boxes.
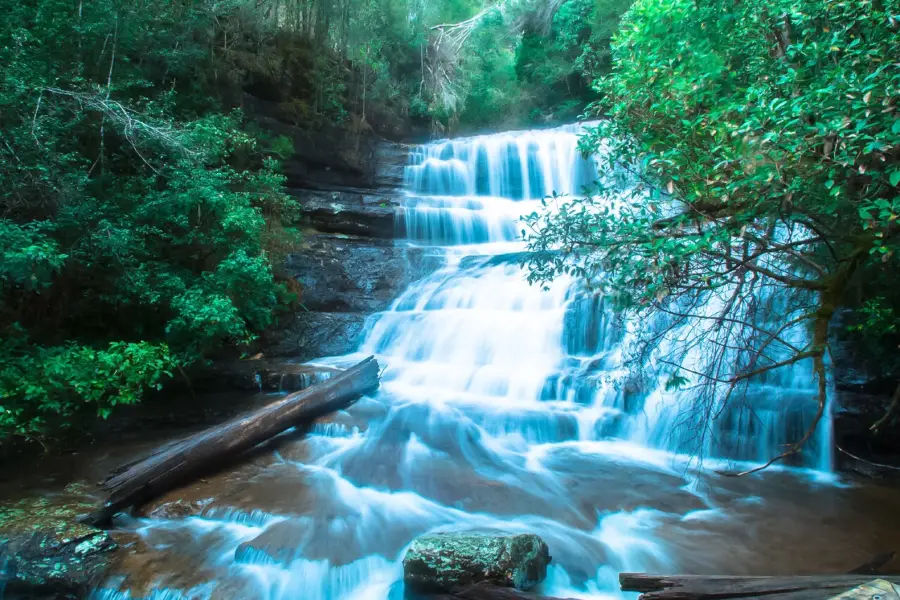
[145,497,214,520]
[402,532,551,592]
[0,486,117,599]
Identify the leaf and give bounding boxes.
[890,171,900,187]
[665,373,689,391]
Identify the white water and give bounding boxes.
[94,124,836,600]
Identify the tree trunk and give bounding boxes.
[619,573,900,599]
[80,356,380,527]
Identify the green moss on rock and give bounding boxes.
[0,488,117,599]
[403,532,551,592]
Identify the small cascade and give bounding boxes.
[94,123,836,600]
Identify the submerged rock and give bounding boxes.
[403,532,551,593]
[145,497,214,520]
[0,486,117,599]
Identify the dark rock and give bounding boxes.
[830,309,897,396]
[295,190,400,238]
[264,312,369,360]
[403,532,551,593]
[262,232,443,360]
[286,234,442,314]
[834,390,900,475]
[186,359,340,392]
[244,93,410,193]
[0,487,117,599]
[372,142,409,191]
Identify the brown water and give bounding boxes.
[7,124,900,599]
[4,393,900,600]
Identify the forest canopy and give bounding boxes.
[6,0,895,459]
[526,0,900,466]
[0,0,630,443]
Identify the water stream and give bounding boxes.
[91,124,899,600]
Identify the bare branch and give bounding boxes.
[870,380,900,433]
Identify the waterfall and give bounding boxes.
[372,122,832,470]
[93,123,836,600]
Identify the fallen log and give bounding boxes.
[619,573,900,599]
[80,356,380,527]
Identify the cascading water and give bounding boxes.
[94,124,837,600]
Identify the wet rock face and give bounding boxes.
[263,234,442,360]
[264,312,369,361]
[286,234,442,314]
[0,487,117,599]
[295,190,400,238]
[403,532,551,593]
[186,360,340,393]
[244,92,409,193]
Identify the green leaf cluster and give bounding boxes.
[528,0,899,310]
[0,0,300,442]
[525,0,900,437]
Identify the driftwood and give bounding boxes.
[619,573,900,599]
[80,356,380,527]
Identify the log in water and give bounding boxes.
[81,357,380,527]
[619,573,900,599]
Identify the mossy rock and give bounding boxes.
[402,532,551,592]
[0,484,117,599]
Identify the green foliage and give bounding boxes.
[457,12,521,127]
[0,0,637,444]
[848,297,900,337]
[0,0,299,443]
[0,335,174,439]
[529,0,900,302]
[514,0,631,123]
[526,0,900,441]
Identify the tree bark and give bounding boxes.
[80,356,380,527]
[619,573,900,599]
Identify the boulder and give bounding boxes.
[0,487,117,599]
[403,532,551,593]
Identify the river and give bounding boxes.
[80,124,900,599]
